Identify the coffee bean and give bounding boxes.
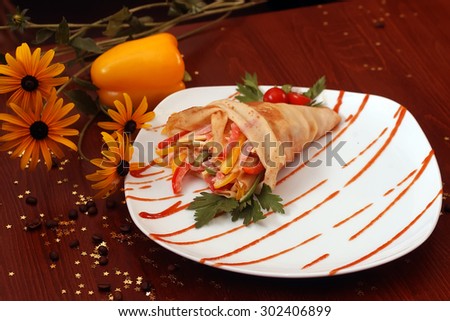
[87,206,98,215]
[443,203,450,213]
[68,209,78,220]
[92,234,103,244]
[113,291,123,301]
[51,158,58,168]
[49,251,59,262]
[105,199,116,209]
[119,223,132,234]
[26,218,42,231]
[45,219,58,229]
[86,200,96,208]
[69,239,80,248]
[25,196,38,206]
[140,281,152,292]
[78,204,87,213]
[99,256,109,266]
[97,283,111,292]
[97,245,108,256]
[374,20,385,28]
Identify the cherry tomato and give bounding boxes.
[263,87,288,103]
[287,92,311,105]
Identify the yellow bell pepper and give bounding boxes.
[90,33,185,109]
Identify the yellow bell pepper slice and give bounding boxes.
[213,171,239,189]
[220,134,246,174]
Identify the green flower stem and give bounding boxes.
[77,110,100,162]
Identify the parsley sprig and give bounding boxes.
[188,183,284,228]
[235,72,326,106]
[235,72,263,103]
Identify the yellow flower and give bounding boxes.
[0,89,80,170]
[86,131,140,199]
[0,43,69,110]
[97,93,155,135]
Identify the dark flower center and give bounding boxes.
[124,120,137,134]
[116,160,130,177]
[29,121,49,140]
[21,75,39,92]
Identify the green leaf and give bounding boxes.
[188,192,239,228]
[55,17,70,45]
[64,89,99,116]
[103,6,132,37]
[72,77,99,91]
[235,72,263,103]
[71,37,103,54]
[304,76,326,101]
[34,28,54,44]
[256,184,285,214]
[169,0,206,16]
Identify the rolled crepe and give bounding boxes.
[164,99,341,189]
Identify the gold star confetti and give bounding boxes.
[24,190,31,195]
[78,284,85,289]
[72,191,77,195]
[8,272,15,277]
[88,291,94,295]
[74,260,80,265]
[123,272,129,277]
[75,290,81,295]
[73,184,79,188]
[13,180,19,185]
[75,273,81,279]
[6,224,12,229]
[115,270,122,276]
[81,251,88,256]
[61,289,67,294]
[18,194,24,199]
[57,180,63,184]
[103,271,110,276]
[39,213,45,218]
[20,215,26,220]
[81,227,87,232]
[50,264,56,269]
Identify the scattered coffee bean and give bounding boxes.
[113,291,123,301]
[51,158,59,168]
[167,263,179,272]
[78,204,88,213]
[105,199,116,209]
[69,239,80,248]
[49,251,59,262]
[443,203,450,213]
[99,256,109,266]
[97,283,111,292]
[68,209,78,220]
[92,234,103,244]
[97,245,108,256]
[25,196,38,206]
[374,20,385,28]
[140,281,152,292]
[45,219,58,229]
[86,200,96,208]
[87,206,98,215]
[119,223,132,234]
[26,218,42,231]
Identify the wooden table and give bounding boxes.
[1,0,449,301]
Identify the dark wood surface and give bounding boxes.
[1,0,449,301]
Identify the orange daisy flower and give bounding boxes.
[98,93,155,136]
[86,131,140,199]
[0,89,80,170]
[0,43,69,110]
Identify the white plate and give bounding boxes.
[125,86,442,278]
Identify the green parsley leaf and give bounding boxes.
[304,76,326,101]
[189,192,239,228]
[235,72,263,103]
[256,184,285,214]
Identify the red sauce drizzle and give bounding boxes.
[277,94,370,186]
[349,150,435,240]
[126,194,182,202]
[345,106,406,187]
[129,161,163,178]
[383,188,395,196]
[332,90,345,113]
[139,185,152,189]
[301,253,330,270]
[397,169,417,186]
[152,179,328,245]
[214,234,322,267]
[200,190,340,263]
[139,201,190,219]
[333,203,373,228]
[330,188,442,275]
[343,127,388,168]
